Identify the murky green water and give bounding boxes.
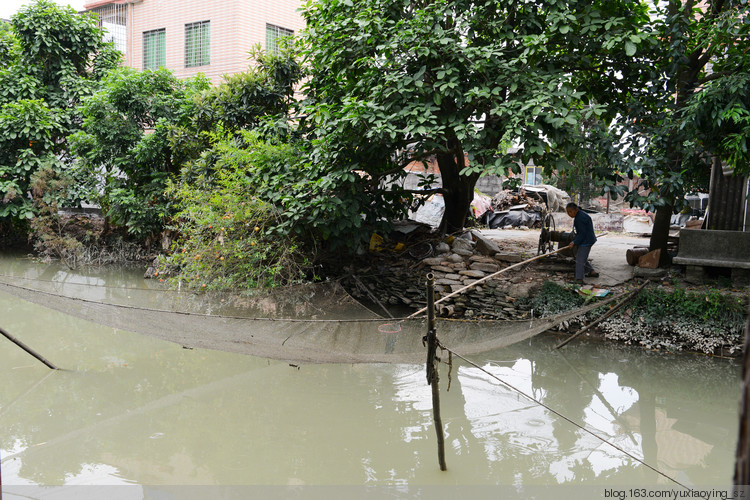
[0,255,742,499]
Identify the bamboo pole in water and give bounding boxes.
[0,325,58,370]
[425,274,447,471]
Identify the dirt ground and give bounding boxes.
[479,228,653,289]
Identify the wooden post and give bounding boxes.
[425,274,447,471]
[0,326,58,370]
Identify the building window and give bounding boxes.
[143,29,166,70]
[91,3,127,55]
[185,21,210,67]
[525,164,543,185]
[266,24,293,54]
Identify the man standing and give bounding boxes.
[566,202,598,284]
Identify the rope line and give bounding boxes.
[0,278,597,327]
[0,272,354,296]
[439,342,691,491]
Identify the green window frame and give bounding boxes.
[143,28,166,70]
[185,20,210,67]
[266,23,293,54]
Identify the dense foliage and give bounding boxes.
[68,45,302,245]
[0,0,119,225]
[610,0,750,258]
[301,0,652,234]
[69,68,211,240]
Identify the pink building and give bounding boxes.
[83,0,305,84]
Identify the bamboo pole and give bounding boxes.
[554,281,648,349]
[425,274,447,471]
[352,274,394,318]
[0,326,58,370]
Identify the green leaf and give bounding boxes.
[624,41,636,56]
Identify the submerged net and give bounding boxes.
[0,275,613,364]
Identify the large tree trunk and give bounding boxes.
[436,151,479,234]
[649,204,673,266]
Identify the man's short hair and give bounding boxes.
[566,202,578,210]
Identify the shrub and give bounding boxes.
[159,135,311,290]
[529,281,587,317]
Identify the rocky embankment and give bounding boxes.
[344,230,555,320]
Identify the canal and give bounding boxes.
[0,256,741,499]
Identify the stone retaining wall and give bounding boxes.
[348,231,545,320]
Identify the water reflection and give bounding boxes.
[0,258,741,490]
[0,253,372,319]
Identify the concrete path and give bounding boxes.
[480,228,651,287]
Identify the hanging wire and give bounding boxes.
[0,272,179,292]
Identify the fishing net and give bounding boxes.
[0,274,612,364]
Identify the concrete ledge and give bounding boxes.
[674,229,750,269]
[673,257,750,269]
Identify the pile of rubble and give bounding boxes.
[344,230,552,320]
[481,185,570,230]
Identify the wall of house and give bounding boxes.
[88,0,305,84]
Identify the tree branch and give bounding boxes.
[401,187,447,195]
[697,70,731,85]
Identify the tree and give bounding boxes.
[0,99,62,220]
[0,0,119,225]
[69,68,210,239]
[70,47,302,241]
[615,0,750,260]
[170,45,303,176]
[300,0,651,234]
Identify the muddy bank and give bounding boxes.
[339,230,747,357]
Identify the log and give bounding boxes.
[626,248,649,266]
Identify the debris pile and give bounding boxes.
[482,189,544,229]
[344,230,551,320]
[490,189,546,212]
